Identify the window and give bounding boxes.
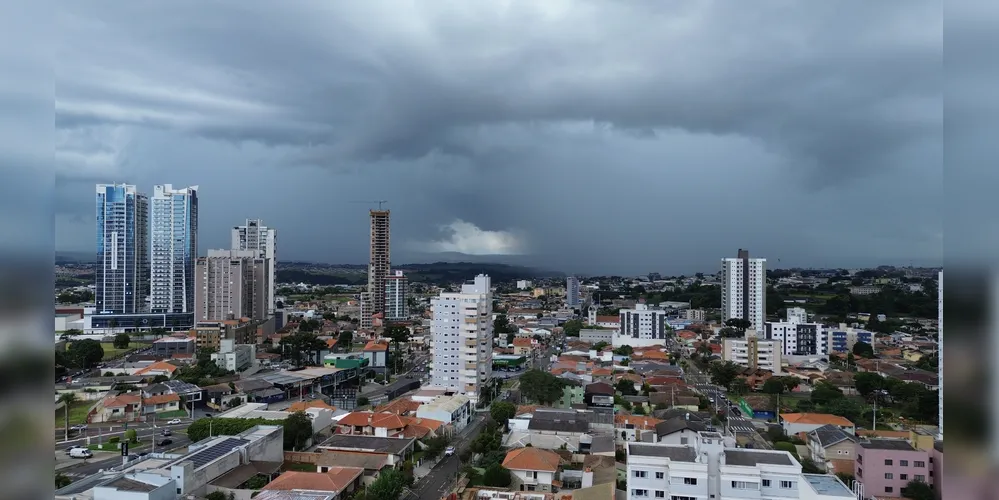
[680,437,689,445]
[914,461,926,467]
[884,459,893,466]
[684,478,697,485]
[885,487,894,493]
[857,468,863,478]
[655,492,666,498]
[858,454,863,464]
[632,489,648,497]
[900,474,908,480]
[885,473,893,480]
[655,472,665,480]
[780,480,794,489]
[916,475,926,482]
[762,480,771,487]
[731,481,755,490]
[634,470,648,478]
[900,460,909,466]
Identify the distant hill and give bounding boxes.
[276,261,562,286]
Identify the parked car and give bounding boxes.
[157,438,172,446]
[445,446,455,456]
[161,430,172,436]
[166,419,182,425]
[69,448,93,459]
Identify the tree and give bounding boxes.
[55,473,72,489]
[762,378,786,395]
[853,372,885,399]
[284,411,315,451]
[69,339,104,369]
[615,379,638,397]
[335,331,353,352]
[58,392,77,441]
[852,341,875,359]
[125,429,138,443]
[490,401,517,430]
[810,382,845,406]
[113,333,131,349]
[729,378,750,396]
[357,396,370,407]
[781,376,800,392]
[562,319,583,337]
[593,341,609,351]
[423,435,450,460]
[385,325,412,377]
[519,370,565,405]
[902,480,934,500]
[724,318,752,333]
[613,345,633,356]
[718,327,743,338]
[708,361,742,389]
[482,464,512,487]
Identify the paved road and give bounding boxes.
[56,431,193,478]
[56,418,194,445]
[412,415,488,500]
[683,359,772,450]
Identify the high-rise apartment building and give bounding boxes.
[937,270,942,441]
[614,302,671,347]
[194,249,269,322]
[150,184,199,315]
[359,292,374,329]
[95,184,149,314]
[721,248,767,332]
[430,274,493,404]
[368,210,391,316]
[566,276,581,307]
[763,308,827,357]
[232,219,276,315]
[385,270,409,321]
[723,337,783,374]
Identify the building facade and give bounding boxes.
[368,209,391,316]
[385,270,409,321]
[614,302,671,347]
[723,337,783,373]
[195,249,270,322]
[855,440,933,499]
[231,218,277,315]
[150,184,199,316]
[721,248,767,332]
[359,292,374,329]
[430,274,493,404]
[764,308,828,356]
[95,184,149,315]
[566,276,580,308]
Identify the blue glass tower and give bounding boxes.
[95,184,149,314]
[150,184,199,314]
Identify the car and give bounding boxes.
[161,430,172,436]
[445,446,455,456]
[166,419,182,425]
[157,438,172,446]
[138,452,149,457]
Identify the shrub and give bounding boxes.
[108,437,120,444]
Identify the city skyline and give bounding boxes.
[54,2,941,276]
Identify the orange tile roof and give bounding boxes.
[592,368,613,376]
[513,338,535,347]
[615,415,664,430]
[104,393,142,408]
[263,467,364,493]
[289,400,337,412]
[614,373,643,383]
[516,405,542,416]
[780,413,855,427]
[375,398,422,415]
[676,330,698,339]
[363,340,390,352]
[636,350,668,360]
[503,447,561,472]
[143,393,180,405]
[134,361,179,375]
[338,412,409,429]
[595,315,619,323]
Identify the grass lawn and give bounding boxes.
[283,462,316,472]
[55,401,93,428]
[152,410,188,419]
[99,342,143,360]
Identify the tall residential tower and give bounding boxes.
[232,219,276,315]
[95,184,149,314]
[194,249,270,322]
[430,274,493,404]
[566,276,581,308]
[367,209,391,318]
[385,270,409,321]
[721,248,767,332]
[150,184,199,315]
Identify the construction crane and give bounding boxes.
[349,200,389,210]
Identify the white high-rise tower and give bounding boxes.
[721,248,767,332]
[232,219,276,315]
[150,184,198,315]
[430,274,493,404]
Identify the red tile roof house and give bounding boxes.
[362,340,390,372]
[93,393,143,423]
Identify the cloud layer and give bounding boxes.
[53,0,943,274]
[412,220,526,256]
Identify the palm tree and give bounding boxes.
[58,392,77,442]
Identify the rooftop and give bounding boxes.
[319,434,415,455]
[859,439,917,451]
[724,450,795,467]
[802,473,854,498]
[503,447,562,472]
[628,444,697,462]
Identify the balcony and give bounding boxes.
[464,317,478,324]
[465,339,478,347]
[465,362,478,370]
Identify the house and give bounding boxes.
[654,416,709,445]
[806,424,859,471]
[94,392,143,422]
[362,340,390,372]
[416,394,472,432]
[518,327,553,338]
[140,393,181,415]
[502,447,562,493]
[375,397,422,416]
[615,415,664,443]
[315,452,390,486]
[261,466,364,498]
[855,439,934,498]
[780,413,856,436]
[336,412,414,438]
[512,337,538,356]
[289,400,337,413]
[316,435,415,467]
[133,361,180,378]
[583,382,615,407]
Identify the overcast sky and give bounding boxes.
[53,0,943,275]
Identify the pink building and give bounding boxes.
[931,441,943,499]
[855,439,933,498]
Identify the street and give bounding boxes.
[412,414,487,500]
[55,418,196,480]
[683,357,772,450]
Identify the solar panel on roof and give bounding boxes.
[184,438,249,469]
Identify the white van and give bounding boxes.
[69,447,93,459]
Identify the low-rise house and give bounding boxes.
[140,393,181,415]
[615,415,663,443]
[654,416,709,445]
[94,392,143,422]
[375,397,422,416]
[781,413,856,436]
[362,340,390,372]
[316,434,415,467]
[133,361,180,378]
[512,337,539,356]
[261,466,364,498]
[502,447,562,493]
[806,424,859,471]
[416,394,472,432]
[518,327,552,338]
[315,452,390,486]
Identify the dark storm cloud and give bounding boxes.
[55,0,942,274]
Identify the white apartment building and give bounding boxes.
[385,270,409,321]
[517,280,533,290]
[566,276,581,307]
[211,338,255,372]
[723,337,783,374]
[195,249,270,322]
[614,302,671,348]
[150,184,199,315]
[721,249,766,333]
[763,308,827,357]
[430,274,494,404]
[359,292,374,329]
[626,433,853,500]
[231,219,277,315]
